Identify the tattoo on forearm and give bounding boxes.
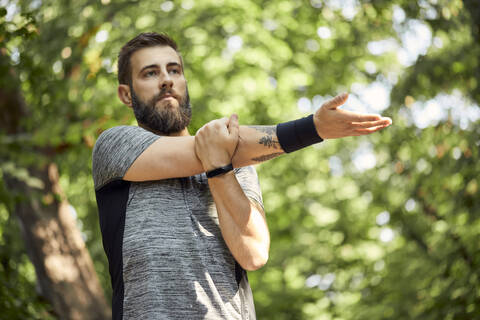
[251,152,284,162]
[259,136,280,149]
[248,125,281,149]
[248,125,276,135]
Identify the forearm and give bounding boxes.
[232,125,285,168]
[231,91,393,168]
[207,172,270,271]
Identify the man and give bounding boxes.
[92,32,391,320]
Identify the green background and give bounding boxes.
[1,0,479,319]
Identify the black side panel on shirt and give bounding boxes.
[95,179,130,320]
[235,261,244,286]
[235,261,256,319]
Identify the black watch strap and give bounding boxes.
[206,163,234,178]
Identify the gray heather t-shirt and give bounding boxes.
[92,125,263,320]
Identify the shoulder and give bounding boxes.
[93,125,158,156]
[91,125,160,189]
[94,126,130,150]
[94,125,146,146]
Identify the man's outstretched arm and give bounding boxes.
[124,92,392,181]
[232,92,390,166]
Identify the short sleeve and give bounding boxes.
[92,126,160,190]
[234,166,264,212]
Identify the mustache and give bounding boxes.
[130,85,192,135]
[152,87,175,103]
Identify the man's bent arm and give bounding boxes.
[207,171,269,271]
[194,115,269,271]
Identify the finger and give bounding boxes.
[340,109,382,122]
[351,118,391,129]
[322,92,349,110]
[213,117,229,133]
[220,117,229,126]
[353,125,389,134]
[226,114,235,129]
[228,114,239,137]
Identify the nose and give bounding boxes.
[160,72,173,90]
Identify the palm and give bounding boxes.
[313,93,392,139]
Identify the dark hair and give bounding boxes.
[117,32,181,85]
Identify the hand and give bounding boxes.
[313,92,392,139]
[195,114,239,171]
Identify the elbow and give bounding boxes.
[242,247,269,271]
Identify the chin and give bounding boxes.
[158,98,178,109]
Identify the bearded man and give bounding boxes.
[92,32,391,320]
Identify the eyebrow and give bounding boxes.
[139,62,182,74]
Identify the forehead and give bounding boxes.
[130,46,181,73]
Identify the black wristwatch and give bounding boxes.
[206,163,234,178]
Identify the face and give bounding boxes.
[128,46,191,135]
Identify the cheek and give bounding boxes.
[178,79,186,90]
[136,81,157,99]
[177,80,187,94]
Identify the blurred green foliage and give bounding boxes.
[1,0,479,319]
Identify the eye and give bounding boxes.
[169,68,180,75]
[145,70,158,77]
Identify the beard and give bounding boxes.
[130,85,192,135]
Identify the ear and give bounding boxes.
[118,84,132,108]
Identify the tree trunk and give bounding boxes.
[5,164,111,320]
[1,53,111,319]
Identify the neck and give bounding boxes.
[168,128,190,136]
[138,122,190,136]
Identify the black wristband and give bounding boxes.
[276,114,323,153]
[206,163,234,178]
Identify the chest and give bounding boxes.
[123,175,225,253]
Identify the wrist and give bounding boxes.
[313,114,322,137]
[202,159,231,172]
[276,114,323,153]
[198,151,231,171]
